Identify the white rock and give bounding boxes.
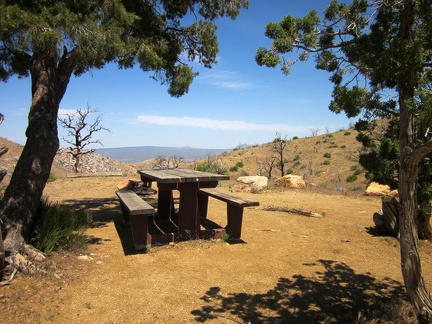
[235,176,268,192]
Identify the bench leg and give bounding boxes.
[197,192,209,218]
[226,205,244,239]
[130,214,151,250]
[120,202,130,225]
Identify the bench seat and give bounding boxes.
[198,188,259,239]
[116,189,156,250]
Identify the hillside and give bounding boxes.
[0,128,366,193]
[183,128,366,194]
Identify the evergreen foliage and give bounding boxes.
[256,1,432,320]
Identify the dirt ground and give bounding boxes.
[1,175,431,323]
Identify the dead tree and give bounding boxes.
[257,154,276,179]
[58,106,110,173]
[272,132,288,177]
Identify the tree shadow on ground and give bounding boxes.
[192,259,414,323]
[60,197,139,253]
[61,197,120,228]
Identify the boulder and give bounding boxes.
[275,175,306,189]
[365,182,398,196]
[233,176,268,192]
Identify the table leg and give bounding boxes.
[178,182,200,238]
[157,189,174,219]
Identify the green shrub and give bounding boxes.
[222,232,230,242]
[293,154,300,161]
[229,166,238,172]
[353,168,362,175]
[323,152,331,158]
[235,161,244,168]
[344,131,351,136]
[196,160,228,175]
[48,173,57,182]
[350,165,361,172]
[346,174,358,182]
[32,199,92,253]
[286,169,294,175]
[341,145,347,149]
[323,160,331,165]
[292,136,299,140]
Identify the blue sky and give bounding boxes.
[0,1,355,150]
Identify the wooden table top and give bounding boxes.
[138,169,229,184]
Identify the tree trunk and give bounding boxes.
[396,2,432,320]
[0,48,73,266]
[74,153,82,173]
[399,90,432,322]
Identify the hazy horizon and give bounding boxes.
[95,145,231,163]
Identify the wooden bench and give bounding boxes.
[197,188,259,239]
[116,189,156,250]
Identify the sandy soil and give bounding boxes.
[1,175,430,323]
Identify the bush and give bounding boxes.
[196,160,228,175]
[323,152,332,158]
[229,166,238,172]
[48,173,57,182]
[346,174,358,182]
[32,199,92,253]
[350,165,357,171]
[235,161,244,168]
[344,131,351,136]
[323,160,331,165]
[353,168,362,175]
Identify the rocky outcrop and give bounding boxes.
[275,175,306,189]
[53,148,136,175]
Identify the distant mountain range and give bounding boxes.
[95,146,231,163]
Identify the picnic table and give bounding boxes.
[138,169,229,239]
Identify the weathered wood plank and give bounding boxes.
[116,190,155,215]
[138,169,229,183]
[198,188,259,208]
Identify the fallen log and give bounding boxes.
[263,205,324,218]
